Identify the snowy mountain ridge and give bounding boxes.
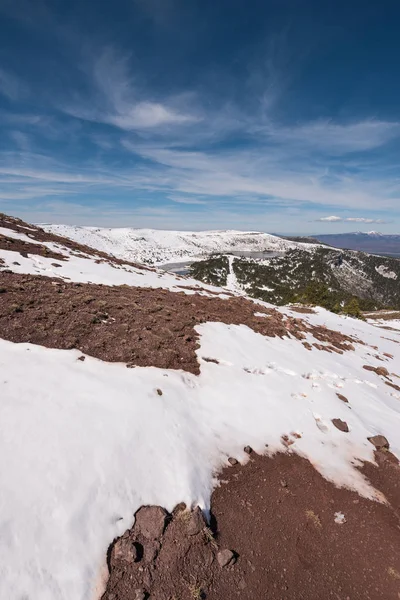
[40,223,320,265]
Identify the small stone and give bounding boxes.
[368,435,389,450]
[244,446,252,455]
[77,356,85,362]
[332,418,349,433]
[134,506,167,540]
[238,579,247,590]
[156,388,163,396]
[217,549,236,568]
[336,393,349,404]
[228,457,238,466]
[112,537,138,563]
[280,479,288,488]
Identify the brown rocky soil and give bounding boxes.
[102,451,400,600]
[0,272,357,373]
[0,232,68,261]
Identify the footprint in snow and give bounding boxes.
[313,413,330,433]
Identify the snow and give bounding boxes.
[225,255,242,293]
[40,224,320,265]
[366,318,400,331]
[1,311,400,600]
[334,512,346,524]
[375,264,397,279]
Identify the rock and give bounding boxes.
[172,502,187,515]
[363,365,389,377]
[332,418,349,433]
[112,537,139,563]
[244,446,252,455]
[143,541,160,563]
[336,393,349,403]
[280,479,288,488]
[368,435,389,450]
[134,588,147,600]
[228,457,238,466]
[187,507,206,536]
[218,549,236,568]
[77,356,85,362]
[156,388,163,396]
[134,506,167,540]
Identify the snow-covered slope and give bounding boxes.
[40,224,319,265]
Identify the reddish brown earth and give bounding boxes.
[102,452,400,600]
[0,233,68,261]
[0,272,357,373]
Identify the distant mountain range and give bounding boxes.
[314,232,400,257]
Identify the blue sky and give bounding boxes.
[0,0,399,233]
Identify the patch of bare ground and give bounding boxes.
[289,306,316,314]
[0,272,356,373]
[363,311,400,321]
[362,364,400,392]
[102,452,400,600]
[0,233,67,261]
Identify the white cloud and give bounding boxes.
[64,47,199,131]
[168,195,206,205]
[315,216,389,224]
[266,119,400,153]
[316,216,342,222]
[108,101,198,129]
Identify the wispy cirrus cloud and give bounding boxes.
[315,216,390,224]
[0,68,26,101]
[168,195,206,205]
[265,119,400,154]
[63,47,200,130]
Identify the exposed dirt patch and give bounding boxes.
[364,311,400,321]
[386,380,400,392]
[289,306,316,314]
[361,450,400,512]
[363,364,390,377]
[0,272,357,373]
[102,452,400,600]
[0,233,67,261]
